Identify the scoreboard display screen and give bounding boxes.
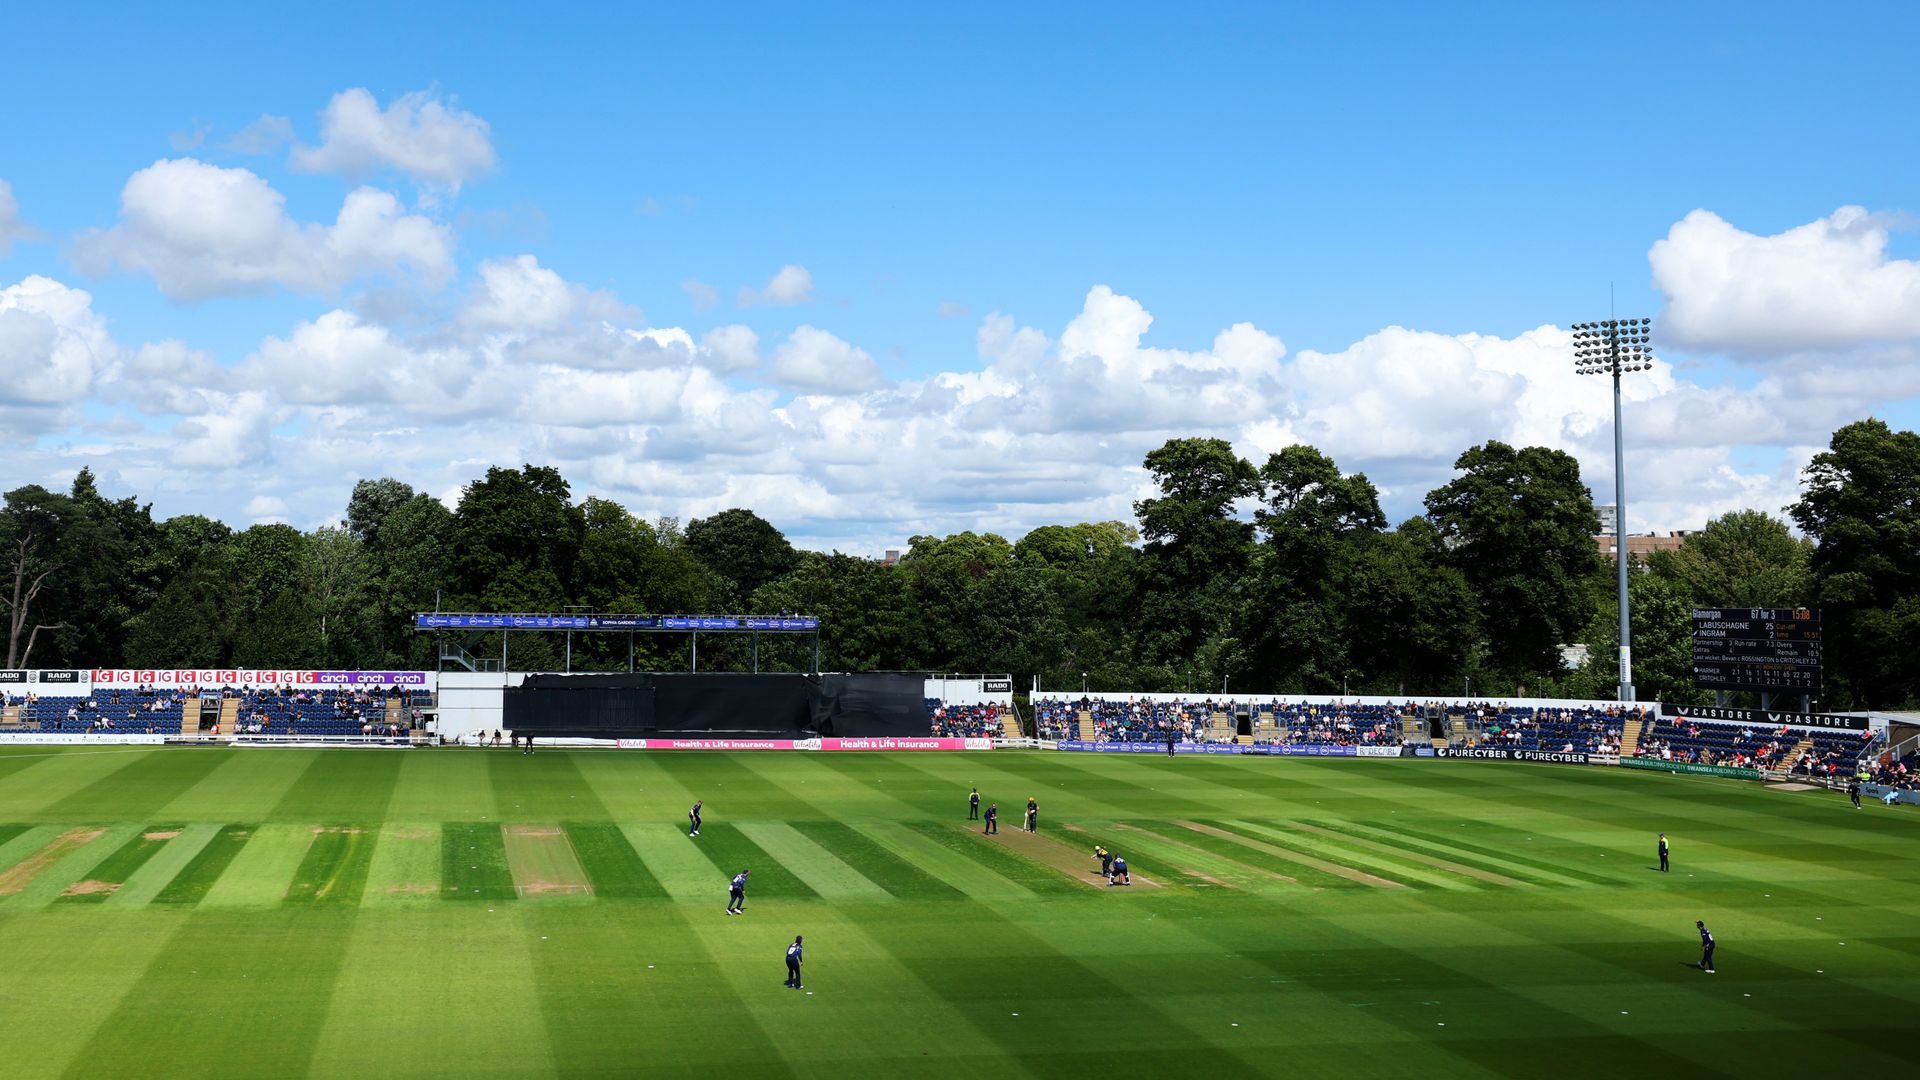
[1691,608,1822,693]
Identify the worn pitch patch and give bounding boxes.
[975,823,1162,888]
[0,827,106,896]
[503,823,594,897]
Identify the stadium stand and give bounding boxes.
[926,699,1007,738]
[16,688,186,734]
[0,685,430,739]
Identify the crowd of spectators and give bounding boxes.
[1258,702,1404,747]
[926,700,1008,738]
[1869,747,1919,790]
[1632,714,1873,776]
[11,687,187,734]
[2,684,428,739]
[1033,700,1079,740]
[1474,704,1633,755]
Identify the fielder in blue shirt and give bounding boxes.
[1107,856,1130,886]
[1696,921,1715,972]
[689,799,703,837]
[785,936,804,988]
[727,869,750,915]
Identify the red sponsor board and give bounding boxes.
[91,669,319,686]
[820,737,983,751]
[614,738,806,750]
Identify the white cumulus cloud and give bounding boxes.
[75,159,455,301]
[1652,206,1920,355]
[290,88,495,192]
[769,325,885,394]
[738,264,813,307]
[0,179,37,256]
[464,254,634,330]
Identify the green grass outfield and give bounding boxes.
[0,745,1914,1078]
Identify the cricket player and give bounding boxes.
[984,802,998,835]
[1658,832,1669,872]
[1025,797,1038,833]
[1696,920,1715,972]
[1107,855,1130,887]
[1094,845,1112,875]
[1850,781,1862,808]
[727,869,750,915]
[689,799,703,837]
[969,787,980,820]
[785,936,805,988]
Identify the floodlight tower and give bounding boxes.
[1571,317,1654,703]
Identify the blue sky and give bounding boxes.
[3,2,1918,550]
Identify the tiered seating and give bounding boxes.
[1786,729,1877,779]
[228,687,414,736]
[926,700,1005,738]
[1085,699,1214,743]
[1870,745,1919,790]
[1033,701,1077,740]
[12,689,185,734]
[1476,704,1633,754]
[1634,714,1797,769]
[1256,702,1406,747]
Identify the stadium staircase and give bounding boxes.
[1208,710,1234,741]
[1077,709,1095,740]
[999,714,1023,740]
[1770,735,1816,778]
[1234,733,1254,745]
[1620,716,1644,757]
[1,702,22,728]
[219,697,241,734]
[183,695,204,733]
[384,699,407,728]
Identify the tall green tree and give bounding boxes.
[449,465,584,612]
[1789,418,1920,708]
[1,483,74,668]
[1424,441,1601,682]
[1342,518,1477,694]
[685,508,798,611]
[1239,446,1386,690]
[1132,437,1258,670]
[1648,509,1812,608]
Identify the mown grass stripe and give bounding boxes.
[1094,823,1266,889]
[359,824,441,906]
[0,823,29,850]
[860,822,1039,899]
[442,822,515,901]
[790,820,965,899]
[55,826,183,904]
[1216,819,1478,889]
[901,822,1083,895]
[105,823,221,907]
[197,822,314,907]
[1124,821,1359,890]
[623,823,732,904]
[0,823,62,877]
[4,824,139,906]
[684,822,819,900]
[562,821,667,899]
[734,822,892,901]
[1294,819,1526,886]
[1328,818,1592,886]
[286,827,378,904]
[152,824,254,905]
[1180,820,1406,888]
[1358,818,1630,885]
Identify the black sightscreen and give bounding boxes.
[502,673,921,738]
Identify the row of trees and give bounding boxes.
[4,420,1915,707]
